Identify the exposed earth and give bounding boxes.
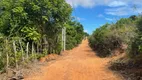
[25,40,122,80]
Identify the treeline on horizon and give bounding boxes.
[0,0,88,72]
[89,14,142,60]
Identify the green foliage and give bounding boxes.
[0,0,72,37]
[65,21,84,50]
[129,15,138,21]
[35,54,45,60]
[89,18,137,57]
[21,27,41,41]
[0,56,5,72]
[129,17,142,58]
[136,17,142,31]
[84,32,89,37]
[0,0,73,54]
[0,0,85,72]
[129,36,142,57]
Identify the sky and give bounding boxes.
[65,0,142,34]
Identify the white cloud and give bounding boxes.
[84,30,88,33]
[105,6,142,16]
[76,17,86,21]
[105,18,113,21]
[66,0,95,8]
[108,1,127,7]
[66,0,142,16]
[105,7,129,16]
[66,0,142,8]
[97,14,104,18]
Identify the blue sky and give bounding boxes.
[66,0,142,34]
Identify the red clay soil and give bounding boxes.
[25,40,122,80]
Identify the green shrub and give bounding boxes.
[0,56,5,72]
[65,21,84,50]
[129,17,142,58]
[89,18,137,57]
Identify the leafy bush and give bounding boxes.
[0,0,85,72]
[65,21,84,50]
[0,56,5,72]
[129,16,142,58]
[89,18,137,57]
[129,36,142,58]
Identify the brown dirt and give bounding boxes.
[39,54,59,63]
[25,40,122,80]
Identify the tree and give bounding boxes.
[65,20,84,50]
[0,0,72,54]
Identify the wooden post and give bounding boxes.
[32,42,34,56]
[13,41,18,69]
[6,51,9,71]
[32,42,34,57]
[26,42,29,59]
[5,39,9,72]
[19,39,24,61]
[62,28,64,51]
[62,27,66,51]
[64,27,66,51]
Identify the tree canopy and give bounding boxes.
[0,0,86,71]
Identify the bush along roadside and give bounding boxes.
[89,16,137,57]
[0,0,87,79]
[89,15,142,80]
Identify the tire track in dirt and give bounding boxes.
[25,40,122,80]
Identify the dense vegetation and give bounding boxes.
[66,20,85,50]
[129,16,142,59]
[0,0,86,72]
[89,15,142,58]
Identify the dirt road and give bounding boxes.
[25,40,122,80]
